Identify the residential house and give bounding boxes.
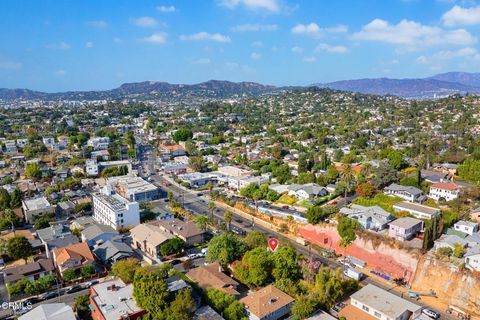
[186,262,240,296]
[130,223,174,261]
[18,303,76,320]
[52,242,95,274]
[163,162,188,175]
[194,305,225,320]
[384,183,425,203]
[344,284,422,320]
[388,217,424,241]
[22,197,55,223]
[70,216,96,230]
[432,163,458,176]
[42,137,55,148]
[87,137,110,150]
[89,279,145,320]
[227,175,270,191]
[434,234,468,251]
[340,204,394,231]
[287,183,329,199]
[85,159,99,176]
[81,224,119,247]
[92,237,134,266]
[429,182,461,202]
[159,144,186,158]
[239,285,294,320]
[37,224,79,257]
[92,192,140,231]
[3,258,55,285]
[151,218,205,245]
[465,246,480,272]
[218,165,253,177]
[55,200,76,217]
[453,221,479,236]
[392,201,440,220]
[470,207,480,223]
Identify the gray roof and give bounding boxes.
[384,183,423,196]
[165,275,191,293]
[455,220,478,229]
[389,217,423,229]
[81,223,118,241]
[37,225,72,242]
[393,201,439,215]
[340,204,393,227]
[46,235,79,251]
[435,234,468,248]
[350,284,421,318]
[18,303,76,320]
[288,183,326,196]
[194,305,225,320]
[23,197,52,211]
[92,238,133,262]
[465,245,480,257]
[57,201,75,211]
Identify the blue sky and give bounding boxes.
[1,0,480,91]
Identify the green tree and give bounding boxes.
[208,201,216,219]
[172,128,193,143]
[453,243,465,258]
[165,289,196,320]
[25,162,41,179]
[337,216,360,260]
[7,236,32,262]
[80,264,96,278]
[133,266,171,319]
[224,301,247,320]
[112,258,141,283]
[224,211,233,230]
[62,269,78,281]
[291,294,316,319]
[194,214,212,232]
[271,246,301,282]
[243,230,267,250]
[306,206,328,224]
[0,189,11,210]
[233,247,272,287]
[74,294,93,320]
[207,233,246,266]
[340,165,354,201]
[9,189,22,208]
[159,237,185,256]
[206,288,235,314]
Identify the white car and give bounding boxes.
[422,308,441,319]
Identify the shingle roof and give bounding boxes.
[240,285,294,319]
[53,242,95,266]
[186,262,239,295]
[18,303,76,320]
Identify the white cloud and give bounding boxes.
[45,42,71,50]
[0,60,22,70]
[251,41,263,47]
[231,24,278,32]
[191,58,211,64]
[291,23,348,36]
[250,52,262,60]
[85,42,94,48]
[303,56,316,62]
[157,5,176,13]
[131,17,158,28]
[352,18,476,49]
[291,46,303,54]
[180,32,231,42]
[54,70,66,76]
[142,32,168,44]
[315,43,348,54]
[417,47,480,63]
[442,5,480,26]
[85,20,107,28]
[218,0,280,12]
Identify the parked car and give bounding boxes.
[282,205,289,209]
[42,291,60,300]
[85,280,99,288]
[66,285,83,294]
[169,259,182,265]
[23,296,42,305]
[231,226,246,236]
[422,308,441,319]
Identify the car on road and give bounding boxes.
[42,291,60,300]
[169,259,182,265]
[66,284,83,294]
[422,308,441,319]
[23,296,42,305]
[85,280,99,288]
[187,253,199,259]
[282,205,290,209]
[231,226,246,236]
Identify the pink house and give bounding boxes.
[388,217,424,241]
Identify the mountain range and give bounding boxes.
[1,72,480,101]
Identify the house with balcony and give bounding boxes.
[388,217,423,241]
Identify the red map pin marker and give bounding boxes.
[268,238,279,252]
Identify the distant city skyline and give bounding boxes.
[1,0,480,91]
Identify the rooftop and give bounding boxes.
[431,182,461,191]
[91,279,144,320]
[109,175,158,193]
[152,218,204,239]
[18,303,76,320]
[393,201,440,215]
[389,217,423,229]
[186,262,239,296]
[23,197,52,211]
[240,285,294,318]
[93,192,130,211]
[350,284,421,319]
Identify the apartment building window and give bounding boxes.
[362,305,369,312]
[374,311,381,318]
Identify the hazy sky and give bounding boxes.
[1,0,480,91]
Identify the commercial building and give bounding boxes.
[105,175,162,202]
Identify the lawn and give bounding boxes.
[352,194,403,213]
[277,194,298,205]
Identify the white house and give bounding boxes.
[287,183,328,199]
[465,246,480,272]
[392,201,440,220]
[349,284,422,320]
[384,183,425,203]
[453,220,479,236]
[85,159,99,176]
[42,137,55,148]
[87,136,110,150]
[92,192,140,230]
[429,182,461,202]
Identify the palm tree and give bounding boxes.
[340,164,354,203]
[224,211,233,230]
[361,163,373,178]
[193,214,212,233]
[207,181,213,197]
[208,201,216,219]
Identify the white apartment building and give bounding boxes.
[87,136,110,150]
[92,193,139,230]
[85,159,99,176]
[429,182,461,202]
